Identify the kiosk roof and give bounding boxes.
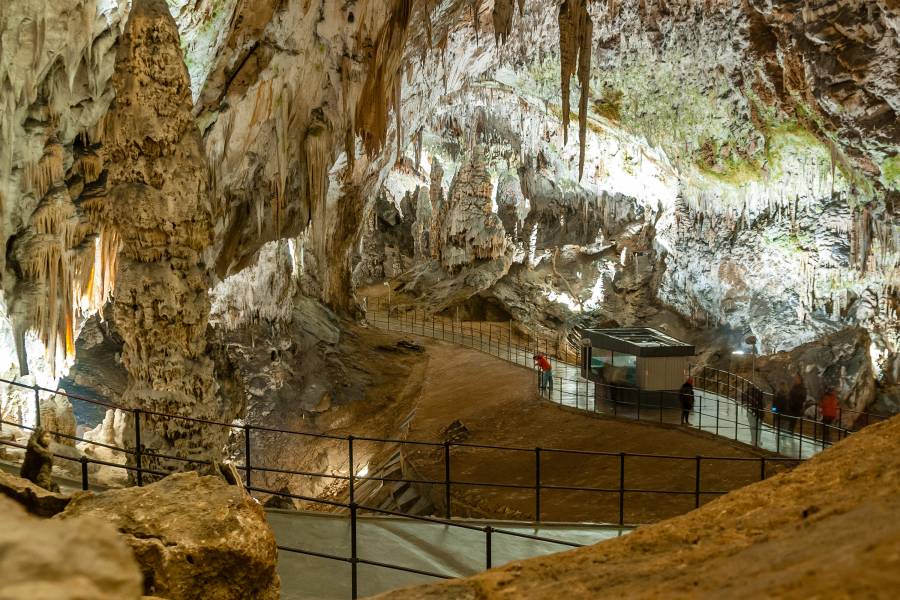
[582,327,695,357]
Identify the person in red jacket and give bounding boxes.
[533,354,553,393]
[820,386,839,443]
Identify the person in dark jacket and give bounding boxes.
[772,381,790,431]
[786,374,807,434]
[679,378,695,425]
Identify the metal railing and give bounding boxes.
[364,298,888,460]
[0,374,801,598]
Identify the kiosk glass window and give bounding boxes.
[609,353,637,386]
[590,348,612,376]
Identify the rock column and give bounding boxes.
[103,0,227,476]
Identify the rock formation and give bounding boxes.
[102,0,233,474]
[0,496,144,599]
[58,472,280,600]
[0,470,70,517]
[0,0,896,526]
[439,151,508,274]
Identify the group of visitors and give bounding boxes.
[772,375,840,438]
[533,352,841,441]
[678,372,841,441]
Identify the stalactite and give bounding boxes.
[414,128,423,171]
[354,0,414,158]
[394,75,403,164]
[558,0,592,180]
[304,109,333,233]
[472,0,483,45]
[493,0,515,46]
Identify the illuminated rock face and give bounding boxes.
[0,0,897,445]
[102,0,231,473]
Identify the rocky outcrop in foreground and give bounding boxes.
[58,472,279,600]
[0,496,143,599]
[0,470,70,517]
[376,414,900,599]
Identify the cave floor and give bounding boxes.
[270,509,628,600]
[400,339,782,524]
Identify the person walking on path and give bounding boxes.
[772,381,790,432]
[678,377,695,425]
[787,374,807,434]
[533,353,553,394]
[820,386,839,443]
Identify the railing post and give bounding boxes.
[134,409,143,487]
[534,447,541,522]
[694,455,701,508]
[798,417,803,459]
[350,502,358,599]
[698,390,702,429]
[715,395,720,436]
[776,413,781,454]
[484,526,493,569]
[348,435,355,503]
[734,404,738,441]
[244,424,252,487]
[759,456,766,481]
[444,441,452,519]
[618,452,625,526]
[81,456,89,491]
[33,385,41,429]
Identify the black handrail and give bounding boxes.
[362,302,887,462]
[365,298,888,429]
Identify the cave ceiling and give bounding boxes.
[0,0,897,389]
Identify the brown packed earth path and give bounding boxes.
[401,338,784,524]
[375,414,900,600]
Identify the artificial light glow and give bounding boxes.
[732,350,745,355]
[356,465,369,478]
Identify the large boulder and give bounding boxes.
[56,472,279,600]
[0,496,143,599]
[0,470,70,517]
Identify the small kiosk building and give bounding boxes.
[580,328,695,407]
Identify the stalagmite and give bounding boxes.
[558,0,592,180]
[102,0,232,476]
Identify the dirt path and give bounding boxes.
[377,415,900,600]
[403,341,785,524]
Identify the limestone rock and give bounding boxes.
[755,327,878,425]
[39,394,76,446]
[57,472,280,600]
[0,497,143,600]
[103,0,229,475]
[440,152,509,273]
[0,470,69,517]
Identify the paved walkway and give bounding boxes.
[270,509,629,599]
[367,310,829,460]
